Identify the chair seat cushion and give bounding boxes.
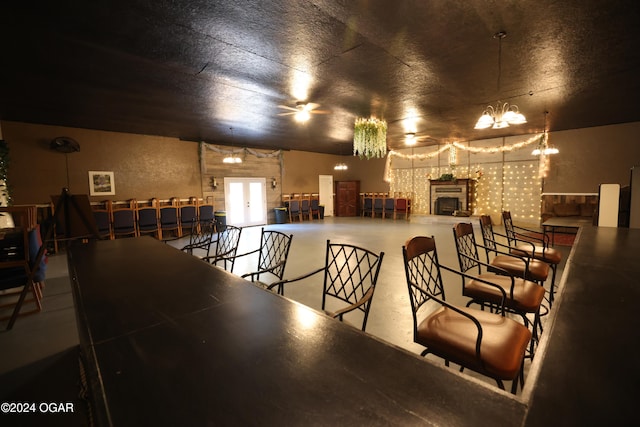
[416,306,531,380]
[465,274,545,313]
[490,255,549,282]
[510,245,562,264]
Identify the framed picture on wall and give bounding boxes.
[88,171,115,196]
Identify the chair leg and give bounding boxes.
[549,263,558,307]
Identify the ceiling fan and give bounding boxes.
[403,132,437,146]
[277,101,330,122]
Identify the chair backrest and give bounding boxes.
[310,199,319,210]
[137,207,159,231]
[501,211,517,245]
[92,209,112,239]
[213,225,243,271]
[289,200,300,213]
[301,199,310,212]
[452,222,483,274]
[322,240,384,331]
[478,215,498,254]
[363,197,372,209]
[180,205,198,229]
[183,219,216,257]
[159,206,179,227]
[402,236,446,337]
[257,229,293,281]
[384,198,395,212]
[198,204,215,223]
[395,198,408,211]
[112,208,137,236]
[373,198,383,211]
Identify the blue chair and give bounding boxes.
[112,207,137,238]
[288,200,301,222]
[383,197,395,218]
[137,206,160,238]
[159,204,180,239]
[1,222,47,320]
[373,198,384,218]
[361,197,373,217]
[93,208,112,239]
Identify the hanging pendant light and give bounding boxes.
[222,127,243,164]
[334,142,349,170]
[353,117,387,159]
[475,31,527,130]
[532,111,559,155]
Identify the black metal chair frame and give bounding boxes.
[181,219,216,258]
[268,240,384,332]
[403,235,529,394]
[502,211,560,306]
[452,222,544,356]
[228,228,293,287]
[202,225,243,271]
[473,218,548,286]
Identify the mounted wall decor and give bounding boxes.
[88,171,115,196]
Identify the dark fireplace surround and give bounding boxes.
[435,197,459,215]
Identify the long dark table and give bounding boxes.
[67,237,525,426]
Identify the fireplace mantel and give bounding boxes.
[429,179,475,215]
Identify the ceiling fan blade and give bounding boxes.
[310,109,331,114]
[277,112,296,116]
[305,102,320,110]
[277,105,298,112]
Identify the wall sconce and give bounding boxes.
[209,177,218,191]
[271,177,277,189]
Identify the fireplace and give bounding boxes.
[435,197,459,216]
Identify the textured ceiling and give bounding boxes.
[1,0,639,154]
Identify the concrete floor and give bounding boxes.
[0,215,570,420]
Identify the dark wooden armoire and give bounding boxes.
[335,181,360,216]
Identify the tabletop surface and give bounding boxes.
[542,216,593,227]
[67,237,524,427]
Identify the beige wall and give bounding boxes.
[3,121,201,204]
[543,121,640,193]
[282,151,389,194]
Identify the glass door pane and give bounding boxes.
[224,178,267,227]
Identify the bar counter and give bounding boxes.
[67,237,523,426]
[68,226,639,426]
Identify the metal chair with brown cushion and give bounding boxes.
[502,211,562,306]
[476,216,549,286]
[269,240,384,332]
[452,222,545,356]
[403,235,531,394]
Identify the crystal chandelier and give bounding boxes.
[475,31,527,130]
[353,117,387,159]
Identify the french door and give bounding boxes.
[224,177,267,227]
